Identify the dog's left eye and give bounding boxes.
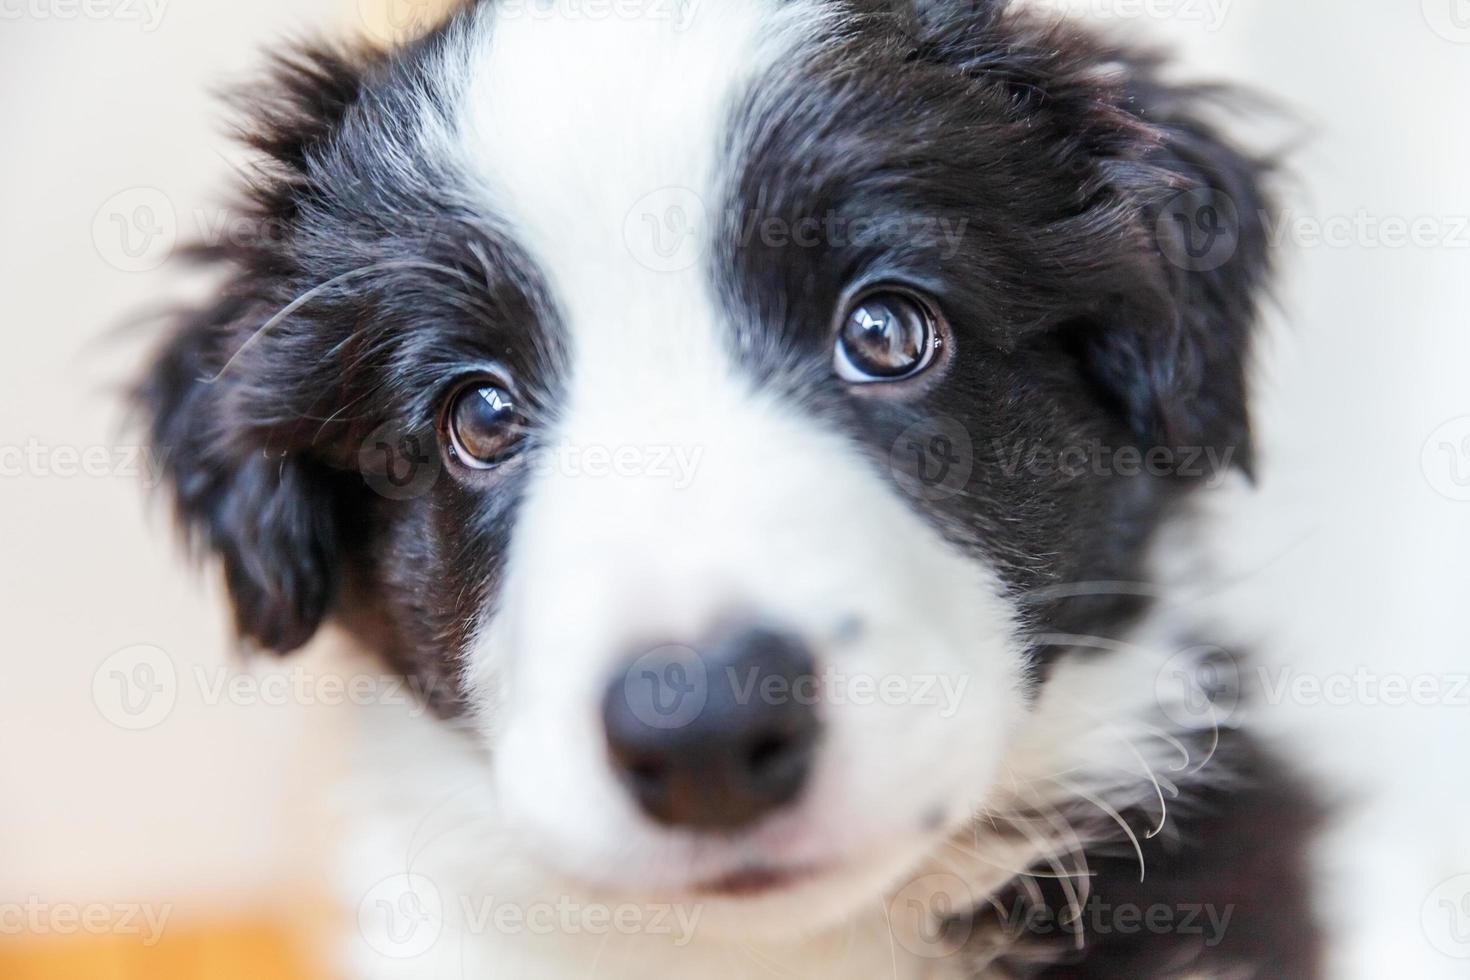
[833,290,940,383]
[445,380,526,468]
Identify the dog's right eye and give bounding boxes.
[833,289,942,384]
[445,380,526,468]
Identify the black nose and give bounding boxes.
[602,624,821,831]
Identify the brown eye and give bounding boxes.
[834,290,940,383]
[446,380,526,468]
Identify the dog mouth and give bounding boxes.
[628,803,962,902]
[690,863,826,897]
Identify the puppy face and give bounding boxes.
[141,0,1268,935]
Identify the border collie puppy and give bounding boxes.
[138,0,1322,975]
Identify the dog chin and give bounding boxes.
[547,829,955,943]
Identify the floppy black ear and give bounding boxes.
[135,44,379,652]
[138,293,348,653]
[1084,65,1274,476]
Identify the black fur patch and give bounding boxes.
[135,21,567,711]
[969,730,1323,977]
[718,2,1273,664]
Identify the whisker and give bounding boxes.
[941,836,1085,882]
[1002,813,1087,952]
[877,895,901,980]
[1107,728,1172,839]
[1009,797,1095,902]
[1049,777,1147,884]
[202,260,420,384]
[204,257,505,384]
[734,941,807,980]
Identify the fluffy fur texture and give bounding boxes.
[138,0,1322,975]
